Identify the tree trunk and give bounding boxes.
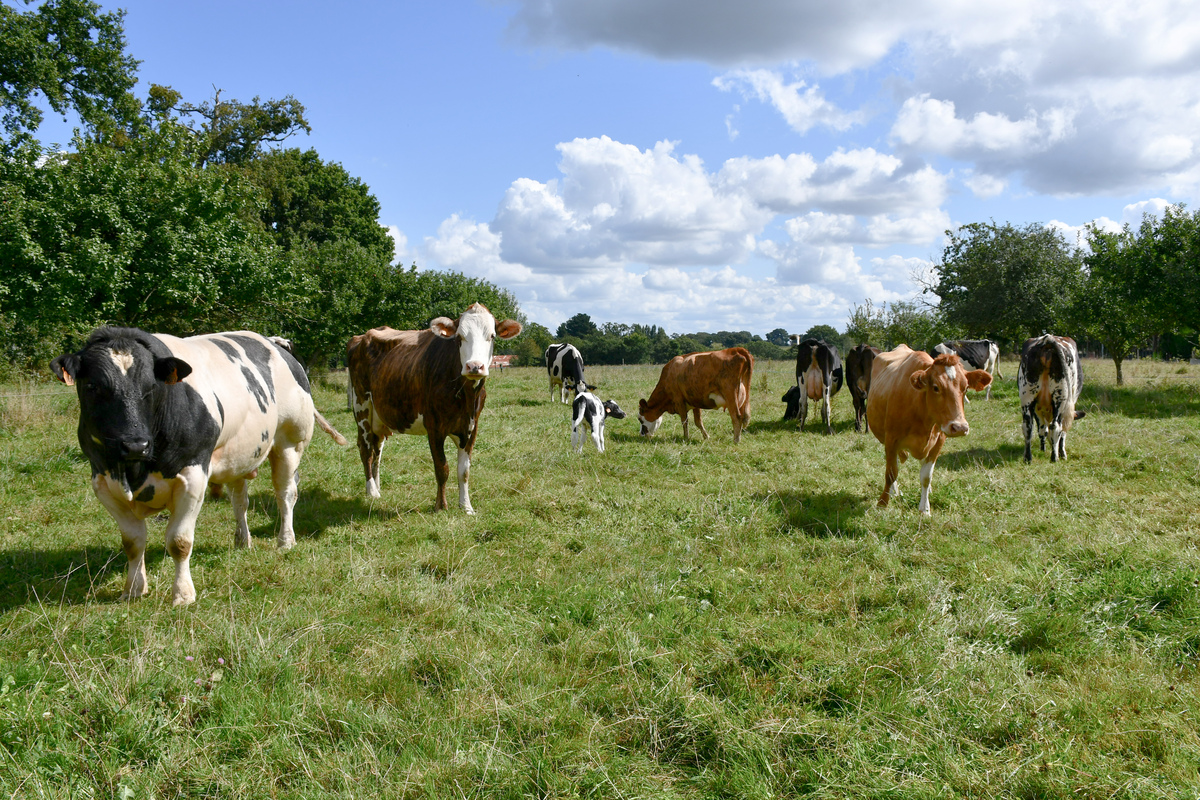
[1113,355,1124,386]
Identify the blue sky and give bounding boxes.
[31,0,1200,336]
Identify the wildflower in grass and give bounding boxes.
[218,657,225,665]
[186,656,194,662]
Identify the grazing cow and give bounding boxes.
[638,348,753,443]
[845,344,880,433]
[546,343,587,403]
[50,327,347,606]
[1017,334,1085,463]
[571,392,627,453]
[867,345,992,515]
[789,336,844,434]
[347,304,522,513]
[932,339,1002,399]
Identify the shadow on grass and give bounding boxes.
[936,443,1026,471]
[0,544,166,612]
[1079,381,1200,419]
[757,489,871,538]
[242,485,381,541]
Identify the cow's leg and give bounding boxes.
[693,407,709,440]
[917,459,936,516]
[822,379,832,434]
[455,443,474,515]
[594,419,605,452]
[164,464,208,607]
[798,380,808,431]
[93,476,150,600]
[229,477,251,549]
[571,421,583,453]
[269,444,303,550]
[1056,424,1068,460]
[878,444,901,507]
[1049,421,1062,463]
[358,429,384,498]
[680,411,690,441]
[429,435,450,511]
[1021,406,1034,462]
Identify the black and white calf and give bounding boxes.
[571,392,627,453]
[51,327,346,606]
[546,343,588,403]
[789,336,844,434]
[932,339,1001,399]
[1017,334,1085,463]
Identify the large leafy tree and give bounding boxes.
[931,221,1084,348]
[1073,225,1150,385]
[0,0,139,145]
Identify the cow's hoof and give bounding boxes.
[277,534,296,551]
[171,588,196,607]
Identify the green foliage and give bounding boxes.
[556,312,598,339]
[932,221,1084,348]
[0,0,139,144]
[1075,226,1150,385]
[766,327,790,346]
[844,298,956,351]
[0,126,279,364]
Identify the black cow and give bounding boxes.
[781,385,802,421]
[546,343,588,403]
[845,344,881,433]
[571,392,627,453]
[51,327,346,606]
[932,339,1001,399]
[789,336,843,434]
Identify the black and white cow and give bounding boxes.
[1017,334,1085,463]
[932,339,1001,399]
[789,336,844,434]
[571,392,627,453]
[546,343,588,403]
[51,327,346,606]
[781,385,802,421]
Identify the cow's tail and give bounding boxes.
[316,410,349,446]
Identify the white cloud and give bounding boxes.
[890,95,1072,159]
[713,69,862,134]
[963,172,1007,199]
[386,225,414,266]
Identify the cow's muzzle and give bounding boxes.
[463,362,487,380]
[120,438,151,460]
[943,421,969,437]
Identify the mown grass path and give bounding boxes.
[2,358,1199,798]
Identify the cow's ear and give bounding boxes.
[966,369,992,391]
[496,319,523,340]
[638,399,648,414]
[430,317,458,339]
[910,369,929,391]
[154,357,192,385]
[50,354,80,386]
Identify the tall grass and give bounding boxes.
[2,359,1199,798]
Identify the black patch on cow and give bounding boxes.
[212,338,241,364]
[261,430,269,441]
[214,395,225,426]
[781,385,801,420]
[60,327,222,485]
[936,340,992,371]
[270,340,311,393]
[135,485,155,503]
[242,365,269,413]
[253,446,262,459]
[226,334,277,401]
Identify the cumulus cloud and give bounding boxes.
[713,69,862,134]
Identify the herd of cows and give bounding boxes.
[46,303,1085,606]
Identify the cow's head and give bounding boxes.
[429,303,523,381]
[603,400,627,420]
[637,399,664,437]
[909,353,991,437]
[50,328,192,471]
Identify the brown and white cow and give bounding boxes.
[347,304,522,513]
[638,347,753,443]
[845,344,880,433]
[51,327,347,606]
[867,345,992,515]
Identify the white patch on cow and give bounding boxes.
[457,448,474,514]
[945,365,956,380]
[639,413,664,437]
[918,460,936,516]
[366,477,381,498]
[400,414,427,435]
[108,349,134,375]
[437,305,497,380]
[708,393,726,408]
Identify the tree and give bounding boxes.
[242,147,393,264]
[931,221,1084,347]
[1074,225,1149,385]
[557,312,598,339]
[0,0,139,145]
[766,327,790,346]
[801,324,841,347]
[845,299,887,346]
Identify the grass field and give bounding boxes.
[3,356,1200,798]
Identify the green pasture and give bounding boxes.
[2,358,1200,798]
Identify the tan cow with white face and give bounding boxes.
[867,345,991,515]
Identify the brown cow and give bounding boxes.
[867,345,991,515]
[638,348,753,443]
[347,304,522,513]
[845,344,880,433]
